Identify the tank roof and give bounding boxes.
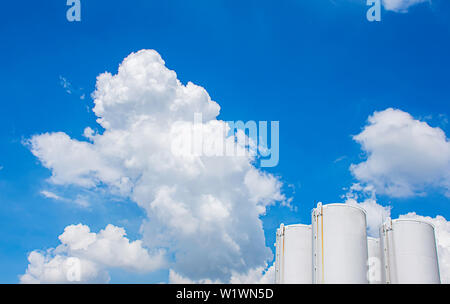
[392,218,435,229]
[311,203,367,215]
[280,223,311,229]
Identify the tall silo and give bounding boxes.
[367,237,383,284]
[275,223,312,283]
[380,218,441,284]
[312,202,369,283]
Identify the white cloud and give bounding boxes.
[59,76,72,94]
[20,224,165,283]
[40,190,90,208]
[382,0,429,12]
[41,190,64,201]
[28,50,286,282]
[350,108,450,198]
[344,183,391,237]
[168,270,221,284]
[168,264,275,284]
[229,264,275,284]
[20,252,109,284]
[399,213,450,284]
[30,132,126,190]
[244,168,285,212]
[333,155,347,163]
[59,75,85,99]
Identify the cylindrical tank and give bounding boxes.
[275,224,312,283]
[380,218,440,284]
[312,203,369,283]
[367,237,383,284]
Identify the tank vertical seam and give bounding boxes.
[281,226,285,284]
[321,205,324,284]
[316,211,319,283]
[383,223,391,284]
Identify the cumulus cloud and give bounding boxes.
[399,213,450,283]
[344,183,391,237]
[382,0,429,12]
[27,50,286,282]
[229,264,275,284]
[350,108,450,198]
[168,270,221,284]
[20,252,109,284]
[168,264,275,284]
[20,224,165,283]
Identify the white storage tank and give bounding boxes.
[312,202,369,283]
[367,237,383,284]
[380,218,440,284]
[275,224,312,283]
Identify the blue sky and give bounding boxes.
[0,0,449,283]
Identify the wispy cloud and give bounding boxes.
[59,75,86,100]
[40,190,90,208]
[59,76,72,94]
[382,0,430,13]
[41,190,65,201]
[333,155,347,163]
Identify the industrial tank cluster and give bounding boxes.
[275,202,441,284]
